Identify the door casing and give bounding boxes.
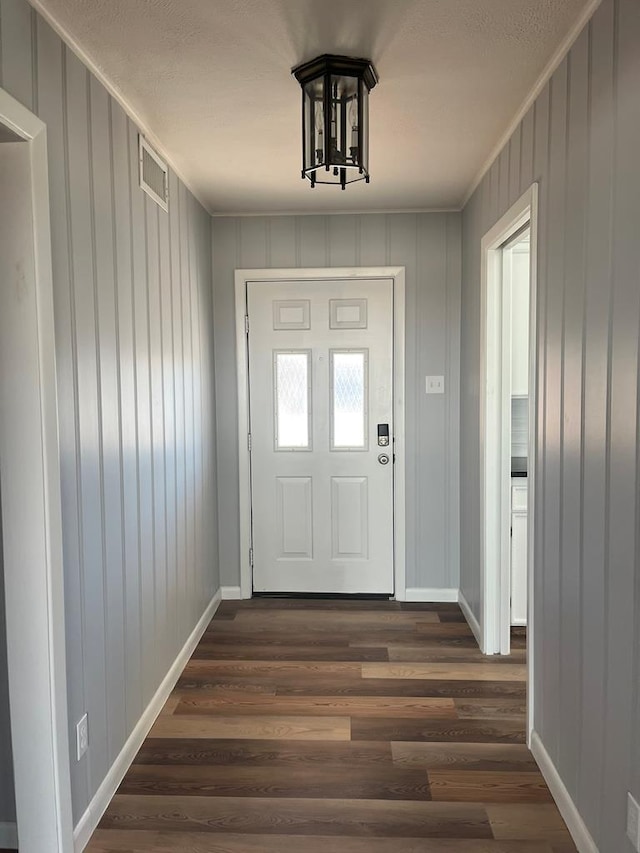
[235,266,406,600]
[0,87,74,851]
[480,184,538,744]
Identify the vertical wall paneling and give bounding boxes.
[559,28,589,798]
[89,73,126,769]
[212,212,462,593]
[601,0,639,842]
[0,503,15,822]
[0,0,217,825]
[459,1,640,849]
[531,82,550,745]
[66,48,110,799]
[577,7,612,832]
[110,99,142,738]
[0,0,33,110]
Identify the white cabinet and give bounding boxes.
[510,479,528,626]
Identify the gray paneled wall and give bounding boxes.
[212,213,461,593]
[0,497,15,824]
[0,0,219,825]
[460,0,639,849]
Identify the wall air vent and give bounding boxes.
[138,135,168,211]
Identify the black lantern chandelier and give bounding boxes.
[292,54,379,190]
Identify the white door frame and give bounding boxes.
[235,266,406,600]
[480,185,538,737]
[0,89,74,850]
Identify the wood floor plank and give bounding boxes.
[159,694,181,715]
[454,698,527,719]
[386,645,527,664]
[86,829,557,852]
[98,795,494,838]
[133,738,393,768]
[149,714,351,741]
[178,673,527,698]
[183,659,363,677]
[192,644,390,662]
[351,717,527,744]
[231,610,442,626]
[427,770,554,803]
[174,692,457,719]
[486,804,578,843]
[361,662,527,682]
[391,742,536,772]
[118,763,432,801]
[206,624,473,640]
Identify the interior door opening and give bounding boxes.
[481,185,538,740]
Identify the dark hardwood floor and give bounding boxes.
[87,599,576,852]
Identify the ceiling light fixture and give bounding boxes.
[292,54,379,190]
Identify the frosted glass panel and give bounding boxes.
[332,351,367,449]
[275,352,310,449]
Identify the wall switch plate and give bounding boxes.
[76,713,89,761]
[628,792,640,851]
[426,375,445,394]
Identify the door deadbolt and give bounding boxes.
[377,423,390,446]
[378,453,390,465]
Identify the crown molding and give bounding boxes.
[210,207,460,218]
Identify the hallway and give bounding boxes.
[87,599,576,851]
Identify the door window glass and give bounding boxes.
[274,351,311,449]
[331,350,368,450]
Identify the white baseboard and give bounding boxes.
[221,585,243,600]
[530,730,599,853]
[458,589,483,649]
[73,589,222,851]
[0,821,18,847]
[403,587,459,603]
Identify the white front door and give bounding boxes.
[247,278,394,594]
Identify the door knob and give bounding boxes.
[378,453,390,465]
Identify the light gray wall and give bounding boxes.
[0,493,15,824]
[460,0,639,849]
[212,213,461,593]
[0,0,219,825]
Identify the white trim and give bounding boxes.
[480,185,538,741]
[404,588,458,603]
[530,731,600,853]
[458,590,482,649]
[221,586,243,600]
[235,266,406,601]
[73,591,221,852]
[211,207,460,218]
[28,0,210,215]
[0,822,18,848]
[0,87,74,852]
[461,0,602,207]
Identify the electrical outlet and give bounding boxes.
[426,375,445,394]
[76,713,89,761]
[628,792,640,851]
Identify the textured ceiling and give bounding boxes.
[34,0,592,214]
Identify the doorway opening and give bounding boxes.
[235,267,406,600]
[0,89,74,851]
[480,185,538,738]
